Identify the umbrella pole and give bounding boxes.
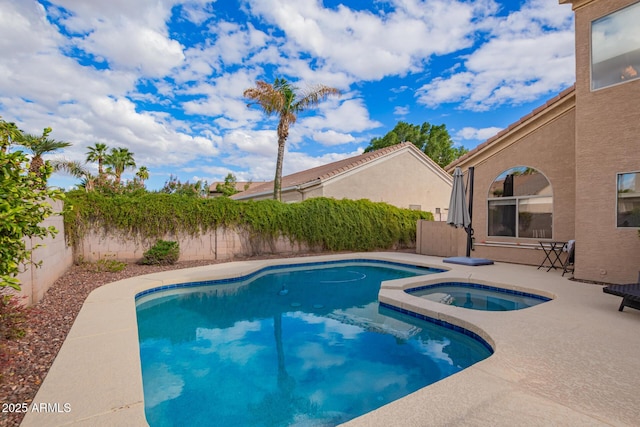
[466,167,475,257]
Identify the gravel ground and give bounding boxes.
[0,251,354,427]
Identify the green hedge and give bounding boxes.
[63,192,432,252]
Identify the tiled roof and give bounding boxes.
[233,142,436,198]
[208,181,262,193]
[445,85,576,172]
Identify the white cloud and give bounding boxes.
[81,24,185,77]
[455,126,503,141]
[179,1,216,25]
[394,105,410,116]
[174,21,270,83]
[217,127,363,181]
[312,130,356,146]
[415,0,575,111]
[196,321,266,364]
[277,59,353,91]
[243,0,492,80]
[225,129,277,157]
[49,0,188,77]
[0,1,58,54]
[142,363,184,408]
[0,0,579,191]
[302,98,382,133]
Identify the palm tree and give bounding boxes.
[244,78,340,200]
[19,127,71,179]
[105,147,136,184]
[135,166,149,185]
[51,159,97,191]
[86,143,109,176]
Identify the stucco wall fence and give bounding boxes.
[75,227,312,263]
[12,199,74,306]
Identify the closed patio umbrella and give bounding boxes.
[443,167,492,265]
[447,167,470,229]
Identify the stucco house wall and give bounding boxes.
[439,89,577,266]
[471,108,576,265]
[570,0,640,284]
[425,0,640,284]
[319,148,452,215]
[234,143,453,216]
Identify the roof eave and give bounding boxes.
[232,179,322,200]
[558,0,595,11]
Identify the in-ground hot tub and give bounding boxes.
[406,282,552,311]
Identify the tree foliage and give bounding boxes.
[0,119,64,290]
[64,192,432,252]
[0,120,21,153]
[215,173,242,197]
[160,174,209,197]
[364,121,468,168]
[105,147,136,184]
[55,144,149,194]
[86,142,109,176]
[244,78,340,201]
[18,127,71,183]
[135,166,149,184]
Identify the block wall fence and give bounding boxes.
[13,200,74,306]
[11,205,314,306]
[14,202,427,306]
[75,227,311,263]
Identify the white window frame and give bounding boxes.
[487,167,553,239]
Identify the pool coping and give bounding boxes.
[21,252,640,426]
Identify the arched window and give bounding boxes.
[488,167,553,238]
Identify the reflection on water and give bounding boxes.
[137,263,491,427]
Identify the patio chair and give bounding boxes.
[603,272,640,312]
[561,240,575,277]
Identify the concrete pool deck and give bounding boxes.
[21,252,640,426]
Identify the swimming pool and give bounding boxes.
[136,260,493,426]
[407,282,551,311]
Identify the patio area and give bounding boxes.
[21,252,640,427]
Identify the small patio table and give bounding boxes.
[537,241,567,272]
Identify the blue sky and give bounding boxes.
[0,0,575,190]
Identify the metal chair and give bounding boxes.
[562,240,575,277]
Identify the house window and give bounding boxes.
[617,172,640,227]
[591,1,640,90]
[488,167,553,238]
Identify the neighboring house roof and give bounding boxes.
[446,85,576,173]
[233,141,451,200]
[209,181,263,195]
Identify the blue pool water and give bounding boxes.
[408,282,551,311]
[136,260,492,426]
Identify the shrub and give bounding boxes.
[1,149,64,290]
[139,240,180,265]
[83,255,127,273]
